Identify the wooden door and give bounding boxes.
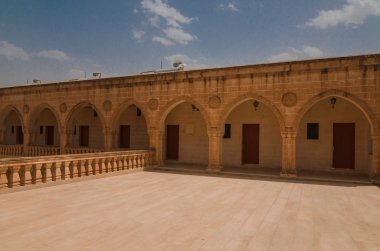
[79,125,89,147]
[242,124,260,164]
[166,125,179,160]
[16,126,23,144]
[119,125,130,148]
[333,123,355,169]
[45,126,54,146]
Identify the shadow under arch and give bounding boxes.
[111,99,151,131]
[27,103,62,134]
[218,93,286,132]
[65,101,107,133]
[157,96,212,131]
[0,105,25,129]
[293,89,379,135]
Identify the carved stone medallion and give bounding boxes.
[282,92,297,107]
[208,96,221,109]
[59,103,67,113]
[23,104,29,114]
[148,98,159,111]
[103,100,112,112]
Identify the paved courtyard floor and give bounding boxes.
[1,170,380,251]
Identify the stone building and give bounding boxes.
[0,53,379,178]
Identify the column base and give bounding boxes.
[206,165,223,173]
[280,170,297,178]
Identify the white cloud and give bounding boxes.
[141,0,195,28]
[152,36,175,46]
[165,54,208,70]
[267,46,324,62]
[0,41,30,61]
[36,50,69,61]
[163,27,196,44]
[302,0,380,29]
[132,29,146,42]
[140,0,197,46]
[219,2,240,12]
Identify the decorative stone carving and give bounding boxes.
[282,92,297,107]
[208,96,221,109]
[23,104,29,114]
[103,100,112,112]
[59,103,67,113]
[148,98,159,111]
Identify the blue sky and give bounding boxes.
[0,0,379,86]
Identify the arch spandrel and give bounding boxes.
[157,96,212,132]
[218,93,286,132]
[27,103,62,133]
[111,99,151,131]
[65,101,107,133]
[293,89,380,135]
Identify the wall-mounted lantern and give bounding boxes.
[330,96,337,108]
[253,100,259,111]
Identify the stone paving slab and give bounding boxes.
[0,171,379,250]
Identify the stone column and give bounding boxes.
[148,126,163,166]
[104,128,112,152]
[370,133,380,179]
[281,128,297,176]
[60,129,68,155]
[207,127,223,172]
[23,129,30,156]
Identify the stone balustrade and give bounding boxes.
[27,146,61,157]
[0,144,23,157]
[0,150,155,190]
[65,147,103,155]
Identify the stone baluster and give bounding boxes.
[60,161,69,180]
[85,160,91,176]
[141,154,146,169]
[0,167,7,189]
[50,162,57,181]
[78,160,85,177]
[111,157,117,172]
[137,155,142,169]
[34,163,43,184]
[98,158,105,174]
[123,156,129,170]
[70,160,78,178]
[92,159,99,175]
[133,155,137,169]
[55,161,62,181]
[129,156,134,169]
[118,157,124,171]
[104,158,111,173]
[23,164,33,185]
[7,165,21,188]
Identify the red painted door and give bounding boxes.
[166,125,179,160]
[119,125,130,148]
[242,124,260,164]
[333,123,355,169]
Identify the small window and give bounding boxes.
[136,108,141,117]
[40,126,44,134]
[307,123,319,140]
[93,111,98,117]
[223,124,231,139]
[11,125,14,134]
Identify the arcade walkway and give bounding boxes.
[1,171,379,250]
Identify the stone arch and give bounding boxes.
[111,99,151,130]
[158,96,212,131]
[218,93,285,131]
[0,105,24,129]
[111,99,150,149]
[293,89,379,135]
[27,103,62,133]
[0,105,25,144]
[159,96,210,166]
[65,102,107,133]
[65,101,106,149]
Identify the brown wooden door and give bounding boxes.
[45,126,54,146]
[242,124,260,164]
[79,125,89,147]
[119,125,130,148]
[166,125,179,160]
[16,126,23,144]
[333,123,355,169]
